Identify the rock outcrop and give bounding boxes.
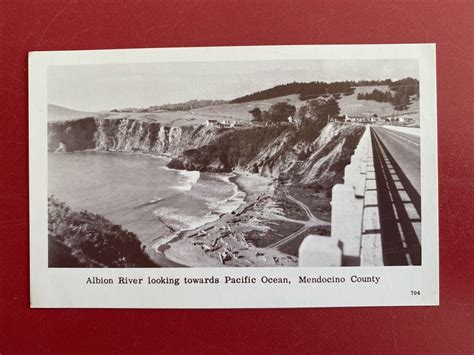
[48,117,218,156]
[48,116,364,188]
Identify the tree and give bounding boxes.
[261,110,271,122]
[326,97,340,118]
[248,107,262,122]
[295,105,309,129]
[308,96,340,121]
[268,102,296,123]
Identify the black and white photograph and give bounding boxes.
[46,57,421,268]
[30,45,438,308]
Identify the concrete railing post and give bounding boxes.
[331,184,364,265]
[298,235,342,267]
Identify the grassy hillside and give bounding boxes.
[49,84,419,128]
[338,86,419,118]
[191,94,306,122]
[48,104,96,122]
[69,94,307,127]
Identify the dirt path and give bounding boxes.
[269,186,329,248]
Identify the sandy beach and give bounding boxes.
[153,171,301,267]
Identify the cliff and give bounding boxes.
[48,117,218,156]
[168,122,365,187]
[48,116,364,187]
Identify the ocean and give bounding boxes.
[48,152,244,247]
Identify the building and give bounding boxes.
[330,114,346,123]
[206,119,219,126]
[230,120,244,128]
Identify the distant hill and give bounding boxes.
[48,104,95,122]
[110,99,228,113]
[338,85,419,122]
[229,78,419,104]
[229,79,404,103]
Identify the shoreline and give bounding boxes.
[157,171,291,267]
[49,148,174,162]
[150,171,249,259]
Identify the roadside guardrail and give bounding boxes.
[299,126,384,266]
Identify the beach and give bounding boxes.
[154,171,299,267]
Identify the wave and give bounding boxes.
[152,206,219,232]
[205,174,246,215]
[133,197,163,209]
[162,166,200,192]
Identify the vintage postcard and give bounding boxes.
[29,44,438,308]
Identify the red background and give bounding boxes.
[1,0,473,353]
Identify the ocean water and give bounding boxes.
[48,152,243,246]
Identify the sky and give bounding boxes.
[48,59,418,112]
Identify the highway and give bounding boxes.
[372,126,420,194]
[371,126,421,265]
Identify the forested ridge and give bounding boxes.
[230,78,418,103]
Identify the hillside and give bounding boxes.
[338,85,420,119]
[47,95,306,127]
[49,83,419,128]
[191,94,306,122]
[48,104,96,122]
[48,196,156,267]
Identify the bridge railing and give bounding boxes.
[299,126,383,267]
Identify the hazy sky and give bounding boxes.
[48,59,418,112]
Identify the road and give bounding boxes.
[269,187,329,249]
[371,126,422,265]
[371,126,420,194]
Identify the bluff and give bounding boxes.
[48,117,364,187]
[48,117,218,156]
[168,122,365,187]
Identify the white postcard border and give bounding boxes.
[29,44,438,308]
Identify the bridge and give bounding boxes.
[298,125,421,267]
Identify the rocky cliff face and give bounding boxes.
[168,122,365,187]
[48,117,218,156]
[48,117,364,188]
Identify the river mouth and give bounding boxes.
[48,151,246,266]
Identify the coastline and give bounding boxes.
[155,170,297,267]
[55,149,175,162]
[149,171,250,261]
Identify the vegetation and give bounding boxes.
[48,117,98,151]
[111,99,228,113]
[48,196,156,267]
[267,102,296,123]
[231,81,355,103]
[248,107,262,122]
[229,79,418,104]
[295,96,340,142]
[356,78,419,111]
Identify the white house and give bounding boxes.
[206,119,218,126]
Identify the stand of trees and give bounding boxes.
[356,78,419,111]
[110,99,228,113]
[249,102,296,124]
[233,81,355,103]
[249,96,340,127]
[296,96,340,142]
[230,78,421,104]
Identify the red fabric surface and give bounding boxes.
[1,0,473,353]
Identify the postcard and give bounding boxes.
[29,44,438,308]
